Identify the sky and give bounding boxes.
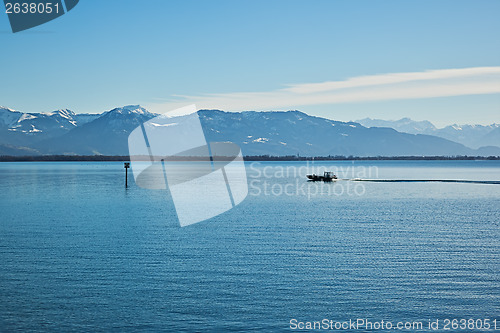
[0,0,499,127]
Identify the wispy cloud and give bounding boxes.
[146,67,500,113]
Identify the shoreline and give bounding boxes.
[0,155,499,162]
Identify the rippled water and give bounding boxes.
[0,161,499,332]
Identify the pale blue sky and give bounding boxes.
[0,0,499,126]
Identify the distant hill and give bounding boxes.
[480,127,500,148]
[356,117,437,134]
[0,105,499,156]
[357,117,500,149]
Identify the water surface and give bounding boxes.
[0,161,499,332]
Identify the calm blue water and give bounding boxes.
[0,161,499,332]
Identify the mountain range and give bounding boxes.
[356,117,500,149]
[0,105,499,157]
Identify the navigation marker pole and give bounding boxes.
[124,162,130,188]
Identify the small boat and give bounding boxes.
[307,171,337,182]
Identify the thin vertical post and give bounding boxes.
[124,162,130,188]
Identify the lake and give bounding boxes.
[0,161,499,332]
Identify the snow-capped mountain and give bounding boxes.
[0,106,106,154]
[436,124,500,148]
[480,127,500,148]
[357,117,500,149]
[356,117,437,134]
[37,105,159,155]
[0,106,24,127]
[0,106,100,138]
[12,109,77,135]
[199,110,484,157]
[0,105,499,156]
